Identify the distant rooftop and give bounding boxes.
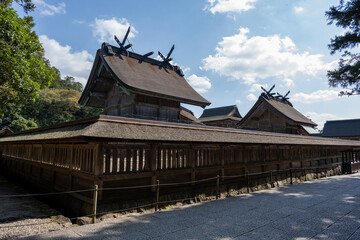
[322,119,360,137]
[199,105,242,122]
[240,95,317,128]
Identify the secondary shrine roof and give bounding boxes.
[322,119,360,137]
[199,105,242,122]
[240,96,317,127]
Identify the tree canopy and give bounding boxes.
[0,1,103,133]
[0,2,56,113]
[326,0,360,95]
[0,88,103,132]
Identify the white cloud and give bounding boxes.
[291,90,340,104]
[305,112,341,130]
[294,6,304,14]
[282,78,295,87]
[202,28,330,85]
[205,0,257,14]
[249,83,268,93]
[235,99,242,104]
[33,0,66,16]
[187,74,211,93]
[39,35,94,86]
[91,18,137,43]
[246,93,257,101]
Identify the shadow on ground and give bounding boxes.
[20,174,360,240]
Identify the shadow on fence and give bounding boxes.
[0,163,341,225]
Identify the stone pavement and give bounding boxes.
[21,173,360,240]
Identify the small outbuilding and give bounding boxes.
[199,105,242,128]
[322,119,360,140]
[238,86,316,135]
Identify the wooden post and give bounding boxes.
[220,146,225,181]
[246,171,249,193]
[216,175,220,199]
[290,169,293,184]
[155,180,160,211]
[92,184,98,224]
[304,167,307,181]
[190,147,196,185]
[150,144,157,192]
[69,144,74,191]
[270,170,273,187]
[94,143,104,200]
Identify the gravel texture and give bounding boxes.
[0,175,72,239]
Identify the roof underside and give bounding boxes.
[1,115,359,147]
[79,46,210,108]
[322,119,360,137]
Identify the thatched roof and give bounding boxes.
[1,115,360,147]
[0,126,13,137]
[79,44,210,108]
[180,107,201,123]
[240,96,316,127]
[322,119,360,138]
[199,105,242,123]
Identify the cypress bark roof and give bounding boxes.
[199,105,242,122]
[1,115,359,147]
[322,119,360,137]
[79,44,210,108]
[0,127,13,137]
[240,96,317,127]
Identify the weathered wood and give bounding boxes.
[150,144,157,192]
[0,140,348,208]
[94,143,104,176]
[132,149,137,172]
[92,185,98,224]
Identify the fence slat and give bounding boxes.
[112,148,118,173]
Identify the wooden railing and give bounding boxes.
[101,143,343,175]
[1,143,344,177]
[1,143,97,173]
[0,141,346,204]
[342,150,360,174]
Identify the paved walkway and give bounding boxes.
[21,173,360,240]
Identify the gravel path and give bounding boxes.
[0,175,71,239]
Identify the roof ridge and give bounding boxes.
[101,43,185,77]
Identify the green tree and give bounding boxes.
[326,0,360,95]
[1,0,35,13]
[50,75,84,92]
[0,3,56,114]
[0,89,103,132]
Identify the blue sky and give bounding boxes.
[14,0,360,131]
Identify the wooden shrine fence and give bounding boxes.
[0,141,346,204]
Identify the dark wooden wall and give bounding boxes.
[105,85,180,121]
[0,141,345,205]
